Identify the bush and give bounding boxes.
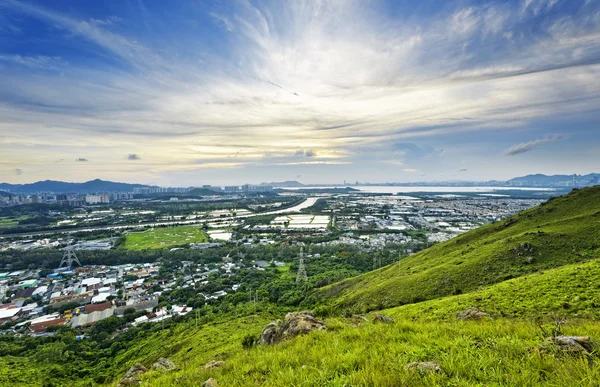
[241,333,257,349]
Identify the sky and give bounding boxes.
[0,0,599,186]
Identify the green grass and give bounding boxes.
[386,258,600,321]
[121,226,209,250]
[124,317,600,387]
[320,187,600,313]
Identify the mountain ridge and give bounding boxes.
[0,179,153,194]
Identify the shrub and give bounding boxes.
[241,333,257,349]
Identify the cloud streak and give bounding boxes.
[504,135,564,156]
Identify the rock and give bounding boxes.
[351,314,368,322]
[257,320,281,345]
[152,358,176,371]
[202,378,219,387]
[203,360,226,370]
[372,313,393,324]
[456,307,490,321]
[544,336,596,355]
[257,311,325,345]
[118,364,147,387]
[405,362,442,374]
[347,314,368,327]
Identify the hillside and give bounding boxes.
[320,186,600,313]
[387,258,600,321]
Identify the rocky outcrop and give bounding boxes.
[372,313,393,324]
[405,361,442,374]
[456,307,490,321]
[543,336,596,355]
[258,311,326,345]
[118,364,147,386]
[202,378,219,387]
[203,360,226,370]
[152,358,176,372]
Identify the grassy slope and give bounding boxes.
[130,318,600,387]
[320,187,600,313]
[122,226,208,250]
[386,258,600,321]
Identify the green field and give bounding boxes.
[121,226,209,250]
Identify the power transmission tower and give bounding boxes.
[58,247,81,270]
[296,246,308,283]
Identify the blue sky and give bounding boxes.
[0,0,599,185]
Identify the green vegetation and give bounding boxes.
[134,318,600,387]
[3,187,600,386]
[388,258,600,321]
[321,187,600,313]
[121,226,209,250]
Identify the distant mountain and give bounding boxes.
[508,173,600,187]
[0,179,153,194]
[259,180,305,187]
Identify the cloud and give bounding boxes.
[402,168,418,173]
[0,0,599,183]
[458,168,468,172]
[504,135,564,156]
[13,168,23,175]
[75,158,88,162]
[392,143,443,159]
[126,153,140,160]
[0,55,67,70]
[210,12,234,32]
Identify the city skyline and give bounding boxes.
[1,0,599,185]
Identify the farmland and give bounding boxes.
[121,226,209,250]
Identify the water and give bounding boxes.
[278,186,555,194]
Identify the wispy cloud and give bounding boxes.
[504,135,564,156]
[0,0,599,183]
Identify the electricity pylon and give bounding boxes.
[296,246,308,283]
[58,247,81,270]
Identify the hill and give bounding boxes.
[259,180,305,187]
[319,186,600,313]
[0,179,152,194]
[387,258,600,321]
[508,173,600,187]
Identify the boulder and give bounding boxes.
[118,364,147,387]
[203,360,226,370]
[152,358,176,371]
[258,311,325,345]
[257,320,281,345]
[372,313,393,324]
[202,378,219,387]
[543,336,596,355]
[405,361,442,375]
[456,307,490,321]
